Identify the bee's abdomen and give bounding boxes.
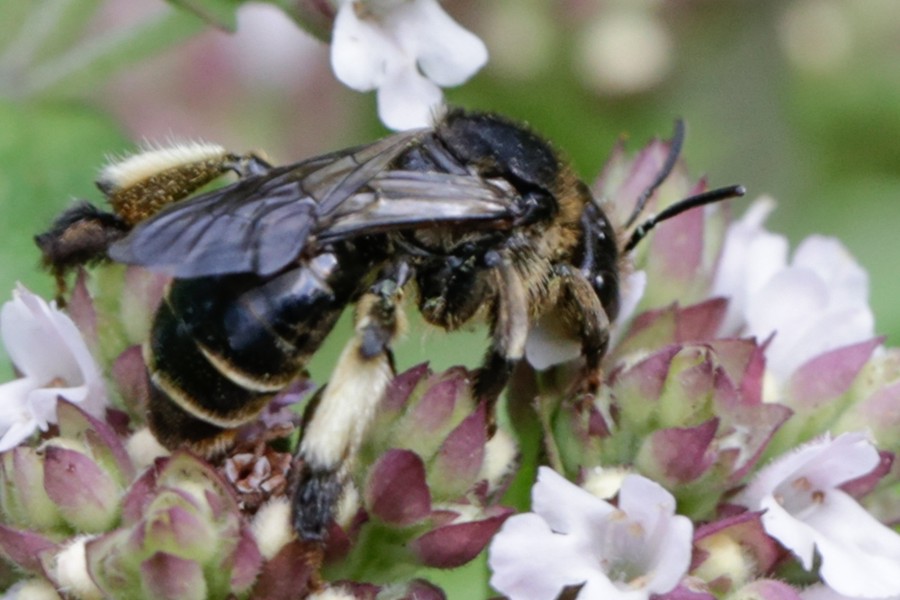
[145,249,376,456]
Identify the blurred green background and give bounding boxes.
[2,0,900,364]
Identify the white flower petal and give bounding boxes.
[395,0,487,86]
[759,495,819,568]
[746,270,825,339]
[328,0,485,130]
[738,433,876,508]
[489,513,596,600]
[0,377,40,451]
[524,311,582,370]
[711,199,875,382]
[793,236,869,307]
[736,433,900,598]
[490,468,692,600]
[27,387,81,428]
[616,475,693,594]
[712,197,788,336]
[0,285,107,450]
[331,2,394,91]
[644,516,694,594]
[0,377,36,418]
[1,287,65,382]
[807,491,900,597]
[376,66,442,130]
[532,467,616,535]
[0,415,39,452]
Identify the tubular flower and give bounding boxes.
[489,467,693,600]
[0,284,106,452]
[330,0,488,130]
[712,198,875,382]
[734,432,900,599]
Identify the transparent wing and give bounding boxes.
[319,171,518,242]
[109,129,519,278]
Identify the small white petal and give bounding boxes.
[489,513,596,600]
[376,66,442,130]
[524,311,582,370]
[712,197,788,336]
[330,2,394,91]
[490,468,692,600]
[711,199,875,382]
[738,433,875,507]
[0,285,107,451]
[737,433,900,598]
[328,0,486,130]
[1,288,64,382]
[616,475,693,594]
[793,236,869,307]
[532,467,616,536]
[812,495,900,596]
[0,415,40,452]
[759,496,819,569]
[0,377,36,421]
[28,386,87,428]
[394,0,487,86]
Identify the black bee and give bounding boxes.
[36,109,743,542]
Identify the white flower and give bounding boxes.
[0,284,106,451]
[330,0,488,130]
[712,197,874,381]
[735,432,900,598]
[488,467,693,600]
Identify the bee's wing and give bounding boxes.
[318,171,518,242]
[109,130,520,279]
[108,173,315,278]
[108,130,424,278]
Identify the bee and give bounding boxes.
[36,109,744,542]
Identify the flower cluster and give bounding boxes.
[2,135,900,599]
[487,140,900,600]
[0,273,516,597]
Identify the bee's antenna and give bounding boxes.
[624,184,746,252]
[624,118,686,229]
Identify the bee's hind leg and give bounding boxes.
[291,262,410,542]
[556,266,611,396]
[473,253,530,434]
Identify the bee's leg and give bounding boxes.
[557,267,611,395]
[474,254,529,432]
[291,263,410,542]
[224,151,272,178]
[34,202,130,303]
